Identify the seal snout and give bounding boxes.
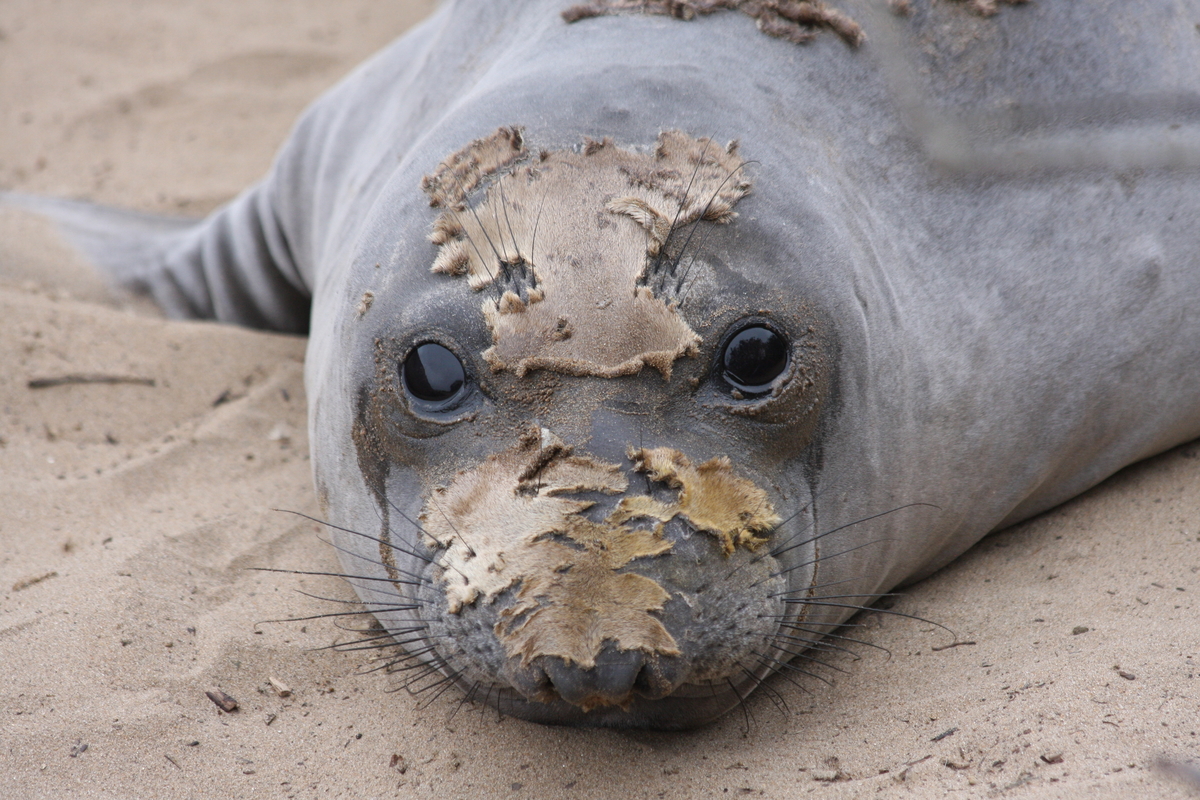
[418,429,788,722]
[508,648,677,712]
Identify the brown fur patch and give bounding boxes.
[422,130,750,379]
[420,126,527,208]
[420,430,680,670]
[955,0,1028,17]
[562,0,866,48]
[422,434,784,673]
[615,446,781,555]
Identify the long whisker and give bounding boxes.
[737,663,790,716]
[450,173,502,286]
[275,507,434,565]
[674,159,757,307]
[769,631,862,660]
[750,649,836,687]
[751,539,891,587]
[779,599,957,639]
[308,529,426,584]
[416,669,465,709]
[651,135,714,281]
[257,604,418,625]
[528,181,549,269]
[769,502,940,561]
[753,643,849,677]
[377,497,473,583]
[288,589,409,607]
[424,492,477,558]
[449,681,482,722]
[726,677,753,736]
[496,178,522,266]
[248,566,421,588]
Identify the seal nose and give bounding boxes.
[544,649,644,709]
[509,648,676,711]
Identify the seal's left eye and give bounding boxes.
[402,343,466,404]
[722,326,788,393]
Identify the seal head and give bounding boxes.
[345,128,833,727]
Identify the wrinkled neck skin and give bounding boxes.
[295,1,1200,728]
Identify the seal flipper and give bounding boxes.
[2,185,310,334]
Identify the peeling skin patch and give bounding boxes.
[562,0,866,48]
[355,290,374,318]
[616,446,781,555]
[420,126,527,208]
[420,428,680,670]
[422,130,750,379]
[420,433,783,677]
[951,0,1028,17]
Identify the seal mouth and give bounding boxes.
[410,427,790,722]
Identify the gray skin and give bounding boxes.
[10,0,1200,729]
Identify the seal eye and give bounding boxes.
[402,343,466,405]
[722,326,788,393]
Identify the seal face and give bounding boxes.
[349,128,833,726]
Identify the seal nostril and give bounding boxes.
[632,660,672,701]
[541,649,647,710]
[506,660,555,704]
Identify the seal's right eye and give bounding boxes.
[402,343,466,406]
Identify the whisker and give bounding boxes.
[753,643,849,677]
[528,183,549,268]
[379,652,446,681]
[405,662,459,697]
[258,605,418,625]
[726,677,753,736]
[769,502,940,561]
[449,681,482,722]
[765,576,861,596]
[389,664,444,693]
[752,539,892,587]
[378,647,443,675]
[738,664,789,716]
[496,179,522,266]
[249,566,424,591]
[674,159,757,307]
[780,599,957,639]
[376,496,475,584]
[357,651,435,676]
[310,530,427,585]
[275,507,434,565]
[650,136,713,281]
[769,632,863,661]
[417,669,465,709]
[722,487,844,581]
[290,588,412,607]
[479,684,497,722]
[424,492,477,559]
[450,172,502,285]
[749,650,836,687]
[330,632,445,655]
[770,590,905,601]
[765,615,896,634]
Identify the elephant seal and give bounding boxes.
[9,0,1200,729]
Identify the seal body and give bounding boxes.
[16,0,1200,728]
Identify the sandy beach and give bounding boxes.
[2,2,1198,798]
